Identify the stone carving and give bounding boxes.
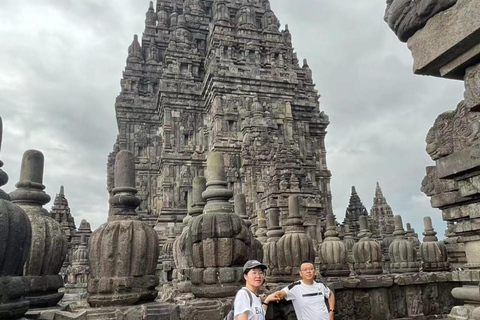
[10,150,67,308]
[277,196,315,278]
[236,0,257,29]
[425,110,455,159]
[384,0,457,42]
[263,208,284,280]
[127,34,144,61]
[342,224,356,264]
[0,117,32,319]
[419,216,449,271]
[87,150,159,307]
[465,64,480,110]
[187,152,257,298]
[145,1,157,27]
[389,215,420,273]
[319,214,349,276]
[66,235,90,293]
[353,216,383,275]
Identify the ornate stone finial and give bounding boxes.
[389,215,419,273]
[352,216,383,275]
[285,24,289,31]
[10,150,67,308]
[88,150,159,307]
[128,35,144,61]
[263,208,284,279]
[405,222,421,249]
[213,0,231,25]
[343,223,356,263]
[319,214,349,276]
[234,193,250,227]
[236,0,257,29]
[277,196,315,280]
[303,58,309,68]
[419,216,449,271]
[145,1,157,26]
[0,117,32,319]
[190,176,206,217]
[188,152,257,298]
[255,209,268,244]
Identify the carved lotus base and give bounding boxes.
[190,267,244,298]
[87,275,158,307]
[23,275,64,308]
[321,264,350,277]
[422,262,450,272]
[354,262,383,275]
[0,276,30,319]
[390,262,420,273]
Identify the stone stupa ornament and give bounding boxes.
[277,196,315,281]
[187,152,257,298]
[389,215,420,273]
[353,216,383,275]
[10,149,67,308]
[419,216,449,271]
[319,214,350,276]
[87,150,159,307]
[263,208,284,281]
[0,117,32,319]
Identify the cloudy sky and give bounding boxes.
[0,0,464,238]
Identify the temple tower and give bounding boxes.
[369,182,394,236]
[343,186,368,235]
[108,0,332,243]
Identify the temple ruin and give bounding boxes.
[2,0,480,319]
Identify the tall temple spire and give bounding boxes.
[109,0,332,244]
[370,182,394,235]
[344,186,368,234]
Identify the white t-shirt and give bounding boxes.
[282,280,331,320]
[234,287,265,320]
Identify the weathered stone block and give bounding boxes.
[407,0,480,79]
[218,267,234,283]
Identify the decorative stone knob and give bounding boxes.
[419,216,449,271]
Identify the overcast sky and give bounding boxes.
[0,0,464,238]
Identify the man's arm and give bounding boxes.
[328,292,335,320]
[237,312,248,320]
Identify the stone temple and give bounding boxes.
[3,0,480,319]
[107,0,332,245]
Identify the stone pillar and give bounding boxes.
[353,216,382,275]
[188,152,257,298]
[234,193,250,227]
[87,150,159,307]
[0,117,32,319]
[10,150,67,308]
[276,196,316,281]
[388,215,420,273]
[319,214,349,276]
[419,216,449,272]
